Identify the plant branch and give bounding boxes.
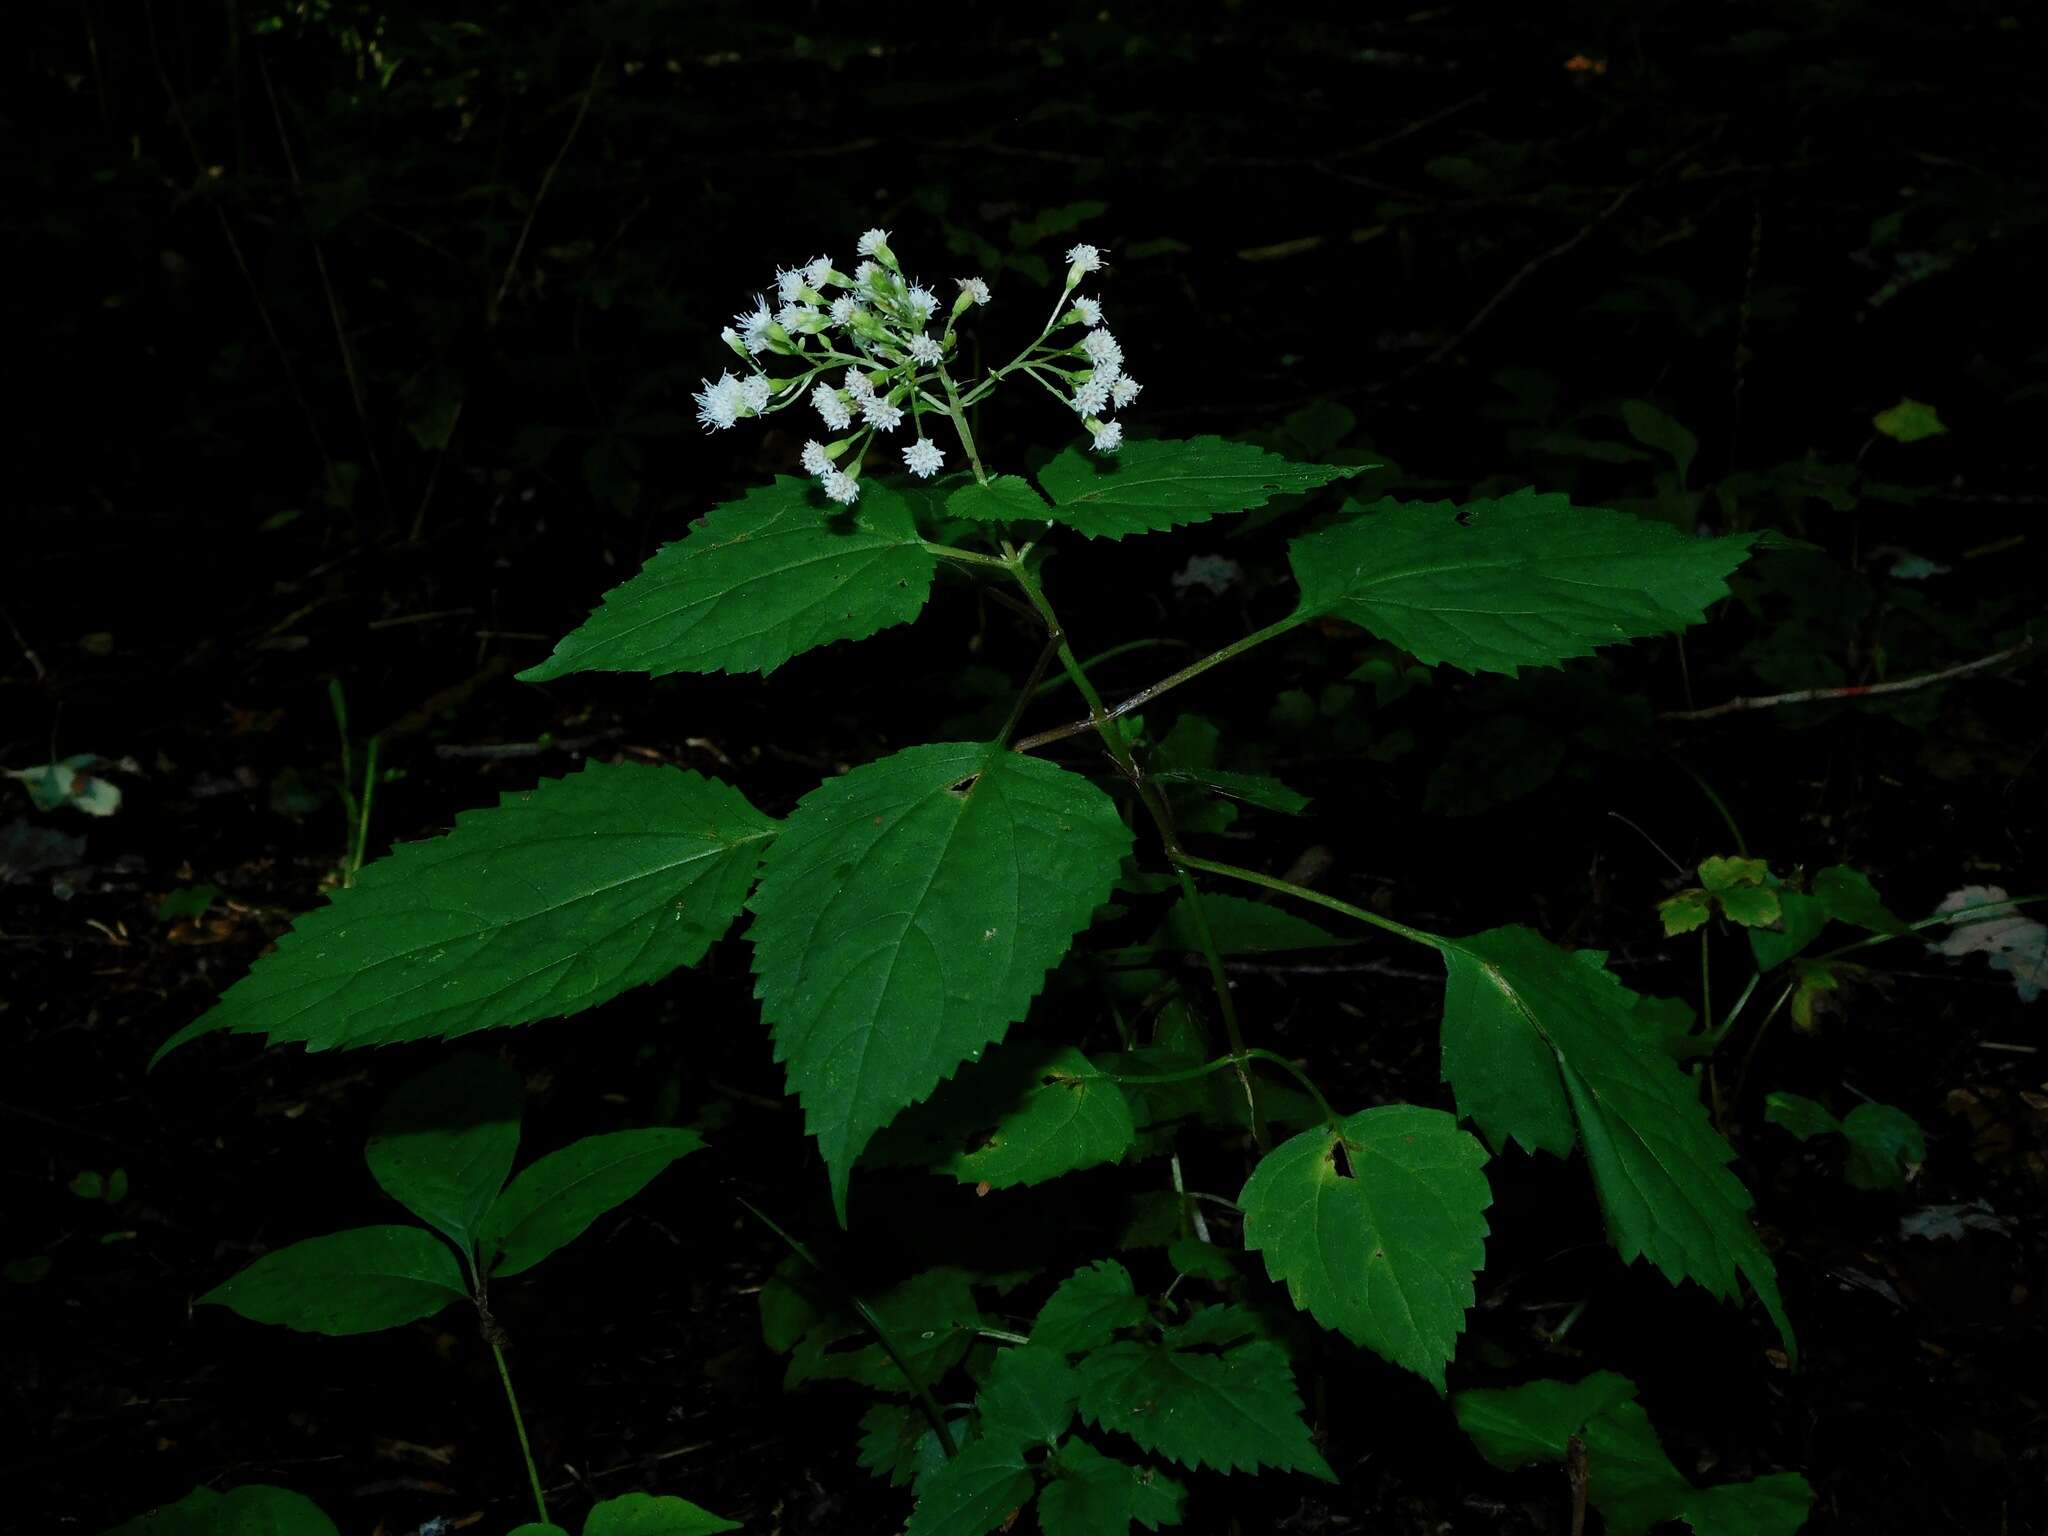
[1012,616,1304,754]
[1659,636,2033,721]
[1175,853,1447,953]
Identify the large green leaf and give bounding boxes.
[1034,436,1365,540]
[1455,1373,1813,1536]
[106,1485,340,1536]
[1288,491,1758,675]
[749,741,1133,1220]
[946,474,1054,523]
[903,1435,1034,1536]
[1239,1105,1491,1390]
[1037,1438,1186,1536]
[520,479,936,680]
[481,1128,705,1277]
[1032,1259,1151,1356]
[364,1054,524,1257]
[1439,927,1792,1355]
[1076,1328,1333,1480]
[868,1041,1136,1190]
[200,1226,468,1335]
[975,1344,1079,1446]
[584,1492,740,1536]
[158,763,775,1061]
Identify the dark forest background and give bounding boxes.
[6,3,2045,1533]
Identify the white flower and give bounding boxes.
[907,334,944,364]
[693,372,745,432]
[1092,420,1123,453]
[719,325,741,346]
[776,301,815,332]
[823,470,861,504]
[903,438,946,478]
[803,255,834,288]
[1082,328,1123,370]
[853,259,881,286]
[861,394,905,432]
[801,440,833,476]
[829,295,858,327]
[905,284,938,322]
[1072,296,1102,327]
[739,374,772,414]
[844,368,875,400]
[1072,376,1111,415]
[1066,243,1103,272]
[957,276,991,305]
[857,228,891,257]
[811,383,852,431]
[734,297,774,354]
[776,266,808,303]
[1111,374,1142,408]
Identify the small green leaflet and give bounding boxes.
[1764,1093,1925,1192]
[1037,1438,1187,1536]
[1239,1105,1491,1390]
[480,1127,705,1277]
[946,474,1053,522]
[520,479,935,680]
[1872,397,1947,443]
[749,741,1133,1221]
[105,1484,340,1536]
[1150,767,1309,816]
[1454,1372,1814,1536]
[1033,436,1365,540]
[583,1492,740,1536]
[869,1041,1137,1190]
[200,1226,468,1335]
[1439,926,1793,1356]
[157,763,775,1061]
[1289,491,1760,675]
[365,1053,524,1255]
[1031,1259,1151,1356]
[1751,865,1905,972]
[902,1435,1034,1536]
[1076,1328,1334,1480]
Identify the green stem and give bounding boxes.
[1814,890,2048,962]
[1104,1048,1338,1127]
[1708,969,1760,1050]
[1698,929,1712,1045]
[935,365,987,485]
[351,735,380,879]
[921,540,1011,570]
[489,1337,548,1527]
[1012,616,1306,754]
[737,1197,958,1458]
[1174,852,1447,952]
[1031,637,1193,698]
[1004,554,1268,1148]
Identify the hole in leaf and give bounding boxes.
[1328,1138,1356,1179]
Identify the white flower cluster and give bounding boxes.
[1056,248,1137,454]
[693,229,980,503]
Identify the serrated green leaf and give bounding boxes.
[1699,857,1769,894]
[1872,398,1946,443]
[1034,436,1363,540]
[200,1226,467,1335]
[1659,890,1712,937]
[481,1128,704,1277]
[1717,885,1783,928]
[584,1492,740,1536]
[1289,491,1758,676]
[749,741,1132,1221]
[903,1435,1034,1536]
[1670,1472,1817,1536]
[869,1041,1136,1190]
[1038,1438,1187,1536]
[1032,1259,1149,1356]
[1439,927,1792,1356]
[365,1054,524,1256]
[1840,1103,1925,1192]
[946,475,1052,522]
[1076,1334,1333,1480]
[105,1484,340,1536]
[1239,1105,1491,1390]
[1763,1092,1842,1143]
[1454,1370,1642,1469]
[520,479,935,680]
[157,763,775,1062]
[976,1344,1078,1445]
